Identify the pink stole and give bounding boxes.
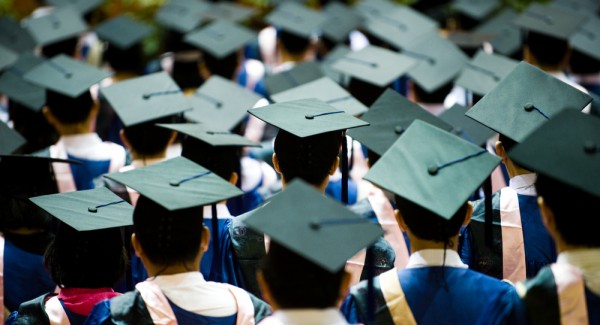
[44,296,70,325]
[550,263,589,324]
[499,187,526,283]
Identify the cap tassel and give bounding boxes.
[88,200,126,213]
[47,60,72,79]
[309,216,374,230]
[427,149,487,176]
[525,11,554,25]
[194,92,223,108]
[401,50,436,65]
[326,96,353,105]
[169,171,212,187]
[304,110,344,119]
[342,134,349,204]
[483,175,493,248]
[523,103,550,119]
[142,89,182,100]
[465,63,500,81]
[341,57,378,68]
[210,203,222,281]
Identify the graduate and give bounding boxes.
[341,120,526,325]
[7,187,132,324]
[508,110,600,325]
[91,156,271,324]
[244,179,383,325]
[23,54,126,192]
[460,61,592,283]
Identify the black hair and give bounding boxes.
[412,80,454,104]
[394,194,468,243]
[202,51,240,80]
[8,100,59,153]
[277,29,311,56]
[273,129,343,187]
[172,59,203,90]
[366,149,381,167]
[568,50,600,75]
[0,196,53,232]
[347,77,387,107]
[102,43,145,75]
[122,115,178,157]
[40,37,79,58]
[525,31,569,67]
[535,174,600,247]
[260,241,345,308]
[498,133,517,154]
[45,90,94,125]
[133,195,204,270]
[44,224,128,288]
[181,137,240,181]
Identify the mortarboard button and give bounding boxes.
[184,19,256,59]
[157,123,261,148]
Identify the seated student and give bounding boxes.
[92,157,272,324]
[7,187,132,325]
[243,179,383,325]
[342,120,526,324]
[460,61,591,283]
[23,55,126,192]
[567,16,600,97]
[508,110,600,325]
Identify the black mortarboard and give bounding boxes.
[264,61,324,96]
[24,54,112,98]
[513,2,587,40]
[0,53,46,111]
[243,178,383,272]
[0,121,26,155]
[473,9,522,56]
[509,110,600,198]
[46,0,104,15]
[454,49,519,96]
[265,2,326,39]
[247,98,368,138]
[94,15,153,50]
[203,2,258,23]
[330,44,417,87]
[348,88,453,156]
[569,15,600,61]
[0,44,18,72]
[452,0,501,21]
[466,61,592,142]
[155,0,211,34]
[184,75,262,130]
[104,156,243,210]
[99,71,191,127]
[29,187,133,231]
[0,17,36,53]
[321,2,363,43]
[271,76,368,116]
[23,6,88,46]
[184,19,256,59]
[157,123,260,148]
[404,31,469,93]
[439,104,496,147]
[365,119,501,220]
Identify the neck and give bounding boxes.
[280,50,309,64]
[56,121,93,135]
[408,234,459,254]
[281,177,329,193]
[505,159,532,179]
[5,227,46,235]
[130,151,167,164]
[145,258,201,277]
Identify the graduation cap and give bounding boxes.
[550,0,600,17]
[264,2,326,39]
[347,88,453,157]
[0,53,46,111]
[271,77,368,116]
[264,61,324,96]
[202,2,258,23]
[94,15,153,50]
[513,2,587,40]
[365,119,501,220]
[184,19,256,59]
[184,75,262,130]
[0,17,37,54]
[439,104,496,147]
[244,178,383,272]
[354,0,399,21]
[22,6,88,46]
[29,187,133,231]
[452,0,501,21]
[321,2,363,43]
[569,16,600,61]
[156,123,260,148]
[466,61,592,143]
[361,4,439,50]
[0,154,77,197]
[46,0,104,15]
[509,110,600,198]
[99,71,191,127]
[446,31,495,54]
[330,45,417,88]
[23,54,112,98]
[454,49,519,97]
[155,0,211,34]
[404,31,469,93]
[0,44,18,72]
[0,121,26,155]
[320,44,351,85]
[104,156,244,211]
[473,9,522,56]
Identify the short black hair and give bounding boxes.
[535,174,600,247]
[412,80,454,104]
[525,31,569,67]
[133,195,204,270]
[498,133,517,153]
[102,43,145,75]
[202,51,240,80]
[45,90,94,125]
[347,77,387,107]
[277,29,311,55]
[568,50,600,75]
[0,196,53,232]
[181,137,240,181]
[44,223,128,288]
[40,37,79,58]
[273,130,343,187]
[172,59,203,90]
[259,241,345,308]
[8,100,59,154]
[122,115,178,156]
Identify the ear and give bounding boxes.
[272,153,281,174]
[337,270,352,308]
[131,233,142,258]
[395,209,407,233]
[229,171,239,186]
[167,131,178,146]
[329,156,340,176]
[256,270,277,309]
[200,226,210,253]
[537,196,556,235]
[463,202,473,227]
[89,100,100,118]
[42,106,57,126]
[495,140,507,162]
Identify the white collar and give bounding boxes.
[60,133,102,146]
[406,249,468,269]
[509,173,537,196]
[152,271,206,288]
[203,203,232,219]
[131,157,166,168]
[271,308,349,325]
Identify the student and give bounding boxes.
[342,120,525,324]
[243,179,383,325]
[93,156,271,324]
[567,16,600,97]
[461,61,592,283]
[23,54,126,192]
[7,187,132,324]
[508,110,600,325]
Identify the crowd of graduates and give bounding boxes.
[0,0,599,324]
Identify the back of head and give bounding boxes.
[347,77,387,107]
[103,43,145,75]
[8,100,59,153]
[181,137,240,181]
[260,241,345,308]
[202,51,240,80]
[277,29,312,56]
[172,59,203,90]
[273,129,343,186]
[122,115,178,157]
[568,50,600,75]
[46,90,94,125]
[44,224,127,288]
[133,195,204,270]
[40,37,79,58]
[535,174,600,247]
[412,81,454,104]
[525,31,569,67]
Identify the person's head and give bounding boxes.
[40,37,79,58]
[43,90,96,127]
[272,129,343,188]
[201,51,240,80]
[181,138,240,183]
[121,116,178,158]
[8,100,59,153]
[132,195,208,273]
[524,31,570,69]
[347,77,387,107]
[276,29,313,58]
[568,49,600,76]
[411,80,454,104]
[172,58,203,91]
[44,224,128,288]
[102,43,145,75]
